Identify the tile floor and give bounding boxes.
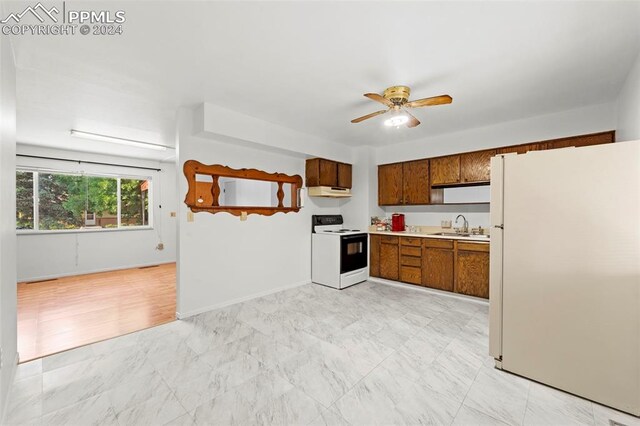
[4,281,639,425]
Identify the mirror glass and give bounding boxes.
[195,174,293,207]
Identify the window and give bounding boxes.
[16,170,152,232]
[120,178,149,227]
[16,171,34,230]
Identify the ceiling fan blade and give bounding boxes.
[364,93,394,107]
[405,94,452,108]
[404,110,420,128]
[351,110,387,123]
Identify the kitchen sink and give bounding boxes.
[431,232,489,239]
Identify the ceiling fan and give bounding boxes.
[351,86,452,128]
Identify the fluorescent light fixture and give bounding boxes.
[384,112,409,127]
[70,130,170,151]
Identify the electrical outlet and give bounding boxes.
[170,212,176,217]
[156,243,164,250]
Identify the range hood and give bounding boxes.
[307,186,352,198]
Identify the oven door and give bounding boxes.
[340,234,368,274]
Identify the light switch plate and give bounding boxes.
[240,211,247,221]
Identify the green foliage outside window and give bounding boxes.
[16,171,150,231]
[16,171,34,229]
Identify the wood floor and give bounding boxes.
[17,263,176,362]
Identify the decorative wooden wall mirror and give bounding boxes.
[183,160,303,216]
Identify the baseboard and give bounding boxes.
[368,277,489,306]
[0,352,19,425]
[18,261,176,283]
[176,280,311,319]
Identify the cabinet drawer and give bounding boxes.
[380,235,399,244]
[400,266,422,285]
[457,241,489,252]
[401,256,421,267]
[423,239,454,249]
[400,246,421,257]
[401,237,422,247]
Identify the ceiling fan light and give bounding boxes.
[384,114,409,127]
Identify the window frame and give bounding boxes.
[16,169,154,234]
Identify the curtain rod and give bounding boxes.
[16,154,162,172]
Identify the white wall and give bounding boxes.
[616,51,640,141]
[177,107,348,317]
[373,102,617,229]
[0,32,18,422]
[15,145,177,282]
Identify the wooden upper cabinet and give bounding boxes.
[337,163,352,189]
[378,163,403,205]
[497,143,546,155]
[460,150,496,183]
[305,158,352,188]
[546,131,614,150]
[402,160,430,205]
[430,155,461,186]
[497,131,614,155]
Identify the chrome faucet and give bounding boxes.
[455,214,469,234]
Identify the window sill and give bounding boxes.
[17,226,154,235]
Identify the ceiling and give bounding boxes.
[9,1,640,160]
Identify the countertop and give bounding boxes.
[369,230,490,243]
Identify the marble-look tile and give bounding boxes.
[15,281,618,426]
[524,382,595,425]
[115,389,186,426]
[453,404,512,425]
[192,370,294,425]
[14,359,42,381]
[435,338,485,382]
[42,373,109,415]
[89,331,140,356]
[184,320,254,354]
[274,341,367,407]
[154,348,213,388]
[334,366,461,425]
[4,375,42,425]
[592,403,640,426]
[229,329,298,367]
[462,367,530,425]
[251,387,324,425]
[173,352,264,412]
[107,370,172,414]
[309,407,351,426]
[165,412,196,426]
[42,345,95,372]
[41,392,117,426]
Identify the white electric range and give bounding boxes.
[311,215,368,289]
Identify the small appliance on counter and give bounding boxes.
[391,213,405,232]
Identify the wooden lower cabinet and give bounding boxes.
[422,246,454,291]
[379,236,399,281]
[455,242,490,298]
[369,235,381,277]
[400,237,422,285]
[370,234,489,299]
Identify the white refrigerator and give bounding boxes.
[489,141,640,416]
